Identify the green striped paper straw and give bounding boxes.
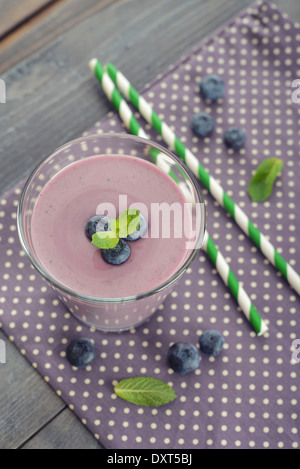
[88,62,181,182]
[202,231,267,335]
[105,62,300,298]
[89,58,268,335]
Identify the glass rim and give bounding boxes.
[17,132,206,304]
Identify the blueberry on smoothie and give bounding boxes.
[199,330,224,357]
[167,342,200,374]
[126,213,148,241]
[190,112,215,138]
[224,127,246,150]
[101,239,131,265]
[200,75,225,101]
[85,215,111,240]
[66,338,96,368]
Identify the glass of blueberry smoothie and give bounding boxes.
[17,133,206,331]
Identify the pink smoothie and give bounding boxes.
[31,154,192,298]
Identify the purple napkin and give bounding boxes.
[0,1,299,449]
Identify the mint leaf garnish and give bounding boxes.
[92,230,119,249]
[248,157,284,202]
[91,209,141,249]
[117,209,140,238]
[114,377,177,407]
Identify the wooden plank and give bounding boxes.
[21,408,103,449]
[0,0,118,74]
[0,0,57,38]
[0,330,65,449]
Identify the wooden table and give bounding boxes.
[0,0,299,450]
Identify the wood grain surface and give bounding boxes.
[21,409,102,449]
[0,0,118,74]
[0,0,299,450]
[0,0,57,38]
[0,330,65,449]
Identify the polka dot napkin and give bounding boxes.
[1,1,300,449]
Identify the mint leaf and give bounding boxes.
[248,158,284,202]
[117,209,140,238]
[90,210,141,250]
[127,211,141,236]
[114,377,177,407]
[92,230,119,249]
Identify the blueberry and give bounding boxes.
[66,338,96,368]
[200,75,225,101]
[167,342,200,374]
[191,112,215,138]
[224,127,246,150]
[126,213,148,241]
[85,215,111,240]
[199,330,224,357]
[101,239,131,265]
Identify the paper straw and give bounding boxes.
[88,58,268,335]
[202,231,267,335]
[105,62,300,298]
